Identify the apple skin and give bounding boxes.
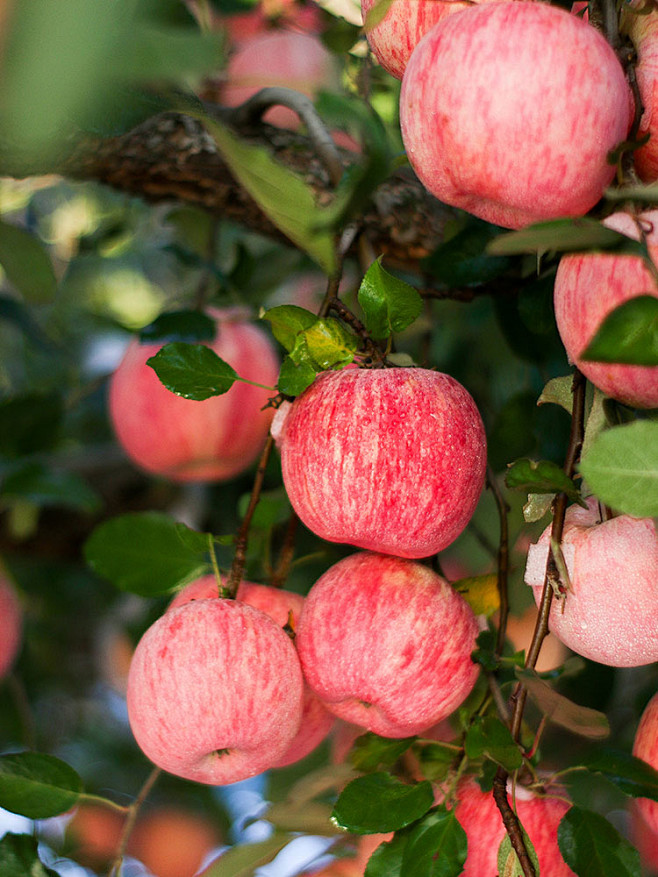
[399,2,631,230]
[554,210,658,409]
[271,367,487,559]
[632,692,658,835]
[126,598,304,785]
[524,497,658,667]
[622,5,658,182]
[295,552,480,738]
[0,574,22,679]
[169,575,336,767]
[108,309,279,482]
[220,30,340,129]
[452,778,574,876]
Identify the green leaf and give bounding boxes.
[0,752,83,818]
[464,715,523,772]
[0,295,57,350]
[0,221,57,303]
[414,742,456,784]
[349,733,416,773]
[523,493,554,523]
[140,310,216,344]
[147,342,238,400]
[558,806,642,876]
[400,808,468,877]
[358,258,423,339]
[238,487,292,530]
[0,394,63,458]
[578,421,658,518]
[200,833,293,877]
[363,0,396,30]
[538,375,575,414]
[262,305,317,353]
[364,831,407,877]
[331,772,434,834]
[486,217,648,259]
[0,834,60,877]
[84,511,210,596]
[581,295,658,366]
[498,828,540,877]
[515,668,610,739]
[277,356,317,396]
[0,463,102,514]
[424,218,511,287]
[583,749,658,800]
[303,318,358,368]
[199,114,337,274]
[505,458,583,502]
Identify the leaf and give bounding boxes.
[358,258,423,339]
[200,833,293,877]
[578,421,658,517]
[0,752,83,818]
[266,800,339,835]
[262,305,317,352]
[486,217,648,259]
[364,831,407,877]
[581,295,658,366]
[424,217,511,287]
[303,318,358,369]
[238,487,291,529]
[414,742,456,784]
[147,341,239,400]
[0,393,63,458]
[200,114,337,274]
[515,668,610,739]
[464,715,523,771]
[84,512,210,596]
[498,829,540,877]
[505,458,583,502]
[349,733,417,773]
[538,375,574,414]
[0,295,57,350]
[454,574,500,617]
[583,749,658,800]
[400,808,468,877]
[140,309,216,343]
[523,493,554,523]
[363,0,396,30]
[558,806,642,876]
[277,356,317,396]
[0,834,61,877]
[331,772,434,834]
[1,463,102,514]
[0,220,57,303]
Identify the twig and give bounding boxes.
[493,767,537,877]
[269,512,299,589]
[107,766,160,877]
[487,467,510,659]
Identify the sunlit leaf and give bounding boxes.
[358,258,423,339]
[454,574,500,617]
[262,305,317,353]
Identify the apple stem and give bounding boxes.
[269,512,299,589]
[487,467,510,659]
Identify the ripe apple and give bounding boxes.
[629,798,658,875]
[632,691,658,835]
[108,308,279,482]
[128,807,222,877]
[295,552,480,738]
[524,497,658,667]
[271,367,487,559]
[621,5,658,182]
[219,30,340,129]
[66,803,125,868]
[169,575,336,767]
[553,209,658,409]
[399,2,631,229]
[0,573,22,679]
[126,598,304,784]
[452,777,574,876]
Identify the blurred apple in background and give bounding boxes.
[621,4,658,182]
[554,210,658,409]
[272,367,487,559]
[0,572,22,679]
[504,605,570,672]
[128,806,222,877]
[109,308,278,482]
[66,803,124,870]
[632,691,658,836]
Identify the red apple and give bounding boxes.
[399,2,631,229]
[629,797,658,874]
[169,575,336,767]
[108,308,279,482]
[0,573,22,679]
[632,692,658,835]
[524,497,658,667]
[553,209,658,409]
[220,30,340,129]
[128,806,222,877]
[295,552,480,738]
[66,803,125,868]
[622,4,658,182]
[126,598,304,784]
[271,368,486,559]
[452,777,574,876]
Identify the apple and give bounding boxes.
[169,575,336,767]
[126,598,304,785]
[0,573,22,679]
[128,806,222,877]
[108,308,279,482]
[553,209,658,409]
[399,2,631,230]
[66,803,125,869]
[451,777,574,876]
[632,691,658,835]
[621,5,658,182]
[295,552,481,738]
[524,496,658,667]
[219,30,340,129]
[271,367,487,559]
[629,798,658,875]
